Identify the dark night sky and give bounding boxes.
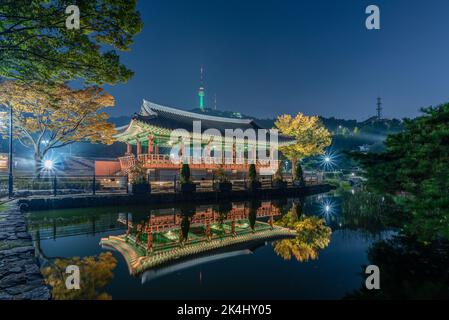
[105,0,449,120]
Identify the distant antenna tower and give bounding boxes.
[376,97,382,120]
[214,94,217,110]
[198,66,205,112]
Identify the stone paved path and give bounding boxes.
[0,201,50,300]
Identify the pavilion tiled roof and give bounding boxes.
[119,100,295,144]
[137,100,262,132]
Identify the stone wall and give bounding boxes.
[0,202,50,300]
[20,184,334,212]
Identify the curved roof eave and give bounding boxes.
[141,99,255,125]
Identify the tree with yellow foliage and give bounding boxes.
[42,252,117,300]
[273,211,331,262]
[0,81,116,174]
[275,113,332,178]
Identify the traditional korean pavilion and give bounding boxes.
[115,100,295,178]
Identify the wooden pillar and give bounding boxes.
[221,143,225,165]
[253,145,257,164]
[136,140,142,155]
[180,142,185,162]
[126,143,132,155]
[147,232,153,251]
[148,135,154,157]
[206,223,211,241]
[204,143,210,163]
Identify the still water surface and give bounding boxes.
[26,193,389,300]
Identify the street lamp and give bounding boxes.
[8,107,13,198]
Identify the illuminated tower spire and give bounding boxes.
[198,66,205,112]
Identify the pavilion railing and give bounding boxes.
[119,154,280,173]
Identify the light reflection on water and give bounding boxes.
[26,193,391,300]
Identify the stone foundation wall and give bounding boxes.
[0,202,51,300]
[20,184,334,212]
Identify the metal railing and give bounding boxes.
[0,174,129,198]
[0,173,321,198]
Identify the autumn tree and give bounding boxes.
[42,252,117,300]
[0,81,116,174]
[275,113,332,177]
[0,0,142,84]
[273,212,332,262]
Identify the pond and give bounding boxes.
[26,192,392,300]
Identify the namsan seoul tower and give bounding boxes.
[198,66,205,112]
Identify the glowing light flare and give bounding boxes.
[43,160,54,170]
[320,151,339,171]
[39,155,61,176]
[319,198,336,222]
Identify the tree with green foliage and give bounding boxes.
[273,164,284,183]
[0,0,143,84]
[129,160,147,185]
[248,164,257,182]
[247,163,261,191]
[180,164,191,184]
[248,200,261,232]
[340,190,402,235]
[294,161,305,187]
[179,215,191,244]
[352,103,449,241]
[214,165,228,183]
[346,235,449,299]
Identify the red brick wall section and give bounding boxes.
[95,161,121,176]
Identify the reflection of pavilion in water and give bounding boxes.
[101,202,296,275]
[119,202,279,250]
[141,246,261,284]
